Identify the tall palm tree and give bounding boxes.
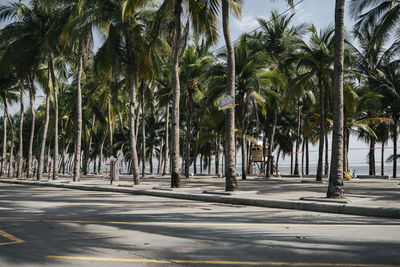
[0,1,66,180]
[221,0,240,191]
[1,111,6,176]
[252,11,301,178]
[209,34,267,180]
[295,25,334,181]
[179,42,215,178]
[153,0,218,188]
[373,61,400,178]
[327,0,345,198]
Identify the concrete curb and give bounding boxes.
[1,179,400,219]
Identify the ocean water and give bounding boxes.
[96,159,397,176]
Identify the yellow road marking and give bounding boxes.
[0,219,399,228]
[0,230,25,246]
[45,256,400,266]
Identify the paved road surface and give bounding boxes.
[0,184,399,266]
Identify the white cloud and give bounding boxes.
[232,15,261,32]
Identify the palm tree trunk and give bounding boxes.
[294,102,301,175]
[238,92,246,180]
[1,112,7,176]
[62,141,69,175]
[276,149,281,175]
[266,111,277,178]
[247,140,251,175]
[393,119,398,178]
[216,136,220,175]
[200,155,203,174]
[128,69,140,185]
[290,149,293,175]
[107,98,113,156]
[241,134,247,180]
[369,138,376,175]
[150,149,153,174]
[381,141,385,176]
[158,138,163,174]
[49,56,59,180]
[86,114,95,175]
[141,82,146,178]
[46,132,53,178]
[37,78,50,181]
[27,76,35,178]
[325,132,329,175]
[343,128,347,172]
[163,103,169,176]
[306,138,309,175]
[222,0,238,191]
[17,81,24,178]
[170,0,183,188]
[327,0,345,198]
[73,45,84,182]
[262,132,266,173]
[194,130,200,174]
[301,137,305,176]
[99,128,108,175]
[316,78,325,182]
[3,96,15,178]
[346,130,350,172]
[184,91,192,178]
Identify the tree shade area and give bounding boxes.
[0,0,399,198]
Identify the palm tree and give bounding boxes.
[221,0,240,191]
[349,0,400,180]
[152,0,219,188]
[327,0,345,198]
[295,25,334,181]
[350,0,400,37]
[179,42,215,178]
[373,61,400,178]
[0,1,67,180]
[252,11,301,178]
[26,74,36,178]
[1,111,6,176]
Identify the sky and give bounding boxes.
[1,0,398,171]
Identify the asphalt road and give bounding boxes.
[0,184,399,267]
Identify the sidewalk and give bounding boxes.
[1,174,400,219]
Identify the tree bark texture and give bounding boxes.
[393,120,397,178]
[49,56,59,180]
[163,103,169,175]
[1,112,7,176]
[327,0,345,198]
[369,138,376,175]
[293,102,301,175]
[129,72,140,185]
[170,0,183,188]
[27,77,35,178]
[316,78,325,182]
[17,82,24,178]
[222,0,238,191]
[37,74,50,181]
[266,110,277,178]
[73,45,84,182]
